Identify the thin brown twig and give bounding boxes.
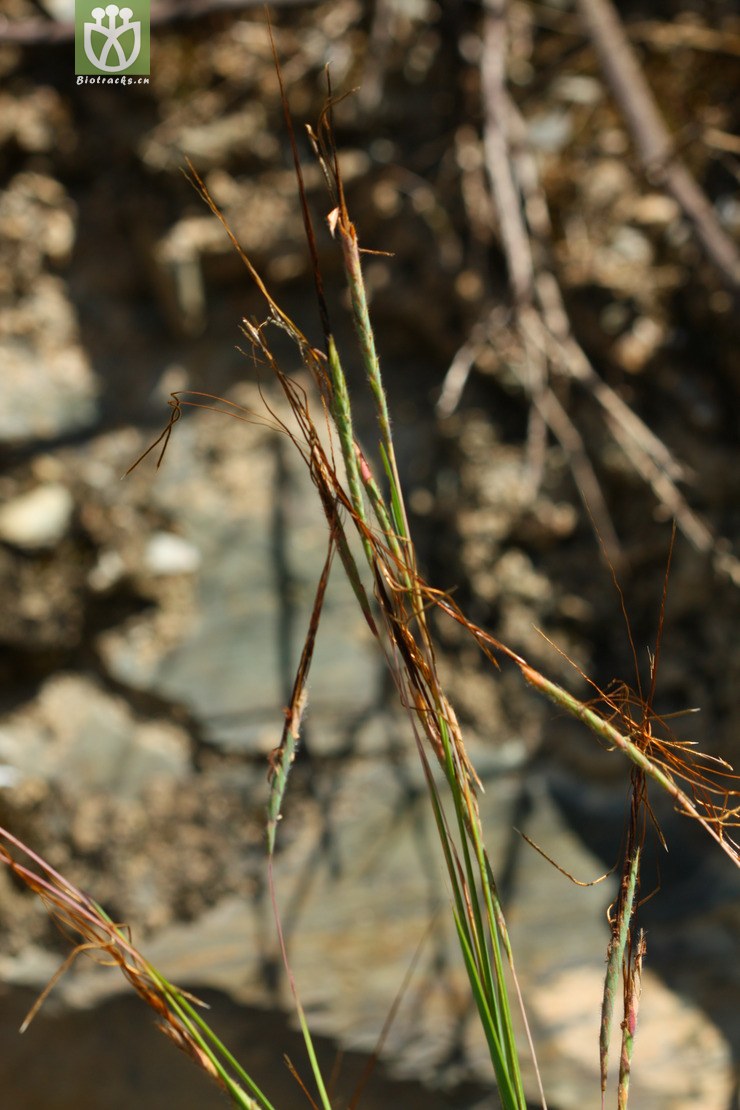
[478,1,622,559]
[481,0,535,306]
[446,37,736,574]
[576,0,740,289]
[516,829,616,886]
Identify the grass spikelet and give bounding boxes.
[266,528,336,856]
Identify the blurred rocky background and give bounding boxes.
[0,0,738,1107]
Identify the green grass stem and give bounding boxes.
[599,848,640,1105]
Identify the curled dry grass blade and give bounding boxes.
[0,829,274,1110]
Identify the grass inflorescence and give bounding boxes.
[2,59,739,1110]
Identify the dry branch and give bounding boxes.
[576,0,740,289]
[441,0,739,578]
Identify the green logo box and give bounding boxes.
[75,2,150,76]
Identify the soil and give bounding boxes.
[0,1,738,1108]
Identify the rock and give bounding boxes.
[87,548,126,592]
[628,193,681,226]
[612,314,665,373]
[144,532,201,576]
[0,674,190,798]
[611,225,654,266]
[527,110,573,154]
[0,332,99,445]
[37,0,74,18]
[551,74,603,106]
[97,385,380,757]
[0,174,98,445]
[0,483,74,550]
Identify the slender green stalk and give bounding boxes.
[0,830,277,1110]
[266,716,301,857]
[617,931,645,1110]
[266,534,335,857]
[444,716,526,1105]
[599,848,640,1105]
[336,223,404,515]
[93,904,277,1110]
[148,969,273,1110]
[317,186,532,1106]
[326,337,370,540]
[334,217,415,593]
[520,664,739,867]
[295,1004,332,1110]
[266,855,332,1110]
[417,732,526,1109]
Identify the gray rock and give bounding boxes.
[0,336,99,445]
[98,385,380,756]
[0,174,98,445]
[0,674,190,799]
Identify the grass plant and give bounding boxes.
[1,69,739,1110]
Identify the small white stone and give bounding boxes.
[144,531,201,576]
[0,764,23,789]
[0,483,74,550]
[611,225,654,265]
[36,0,75,18]
[629,193,680,226]
[527,109,573,153]
[88,549,126,592]
[552,74,603,106]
